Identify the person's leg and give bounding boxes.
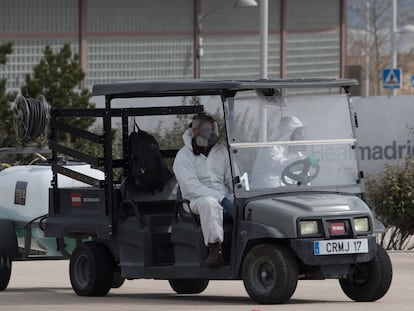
[190,196,224,266]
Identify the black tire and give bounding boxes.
[112,270,125,288]
[339,244,393,302]
[242,244,298,304]
[69,241,115,296]
[168,279,209,294]
[0,257,11,291]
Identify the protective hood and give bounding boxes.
[183,127,195,150]
[277,116,304,141]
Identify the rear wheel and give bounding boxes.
[69,241,114,296]
[339,244,392,302]
[112,270,125,288]
[242,244,298,304]
[0,257,11,291]
[169,279,209,294]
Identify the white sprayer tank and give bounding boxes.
[0,163,104,256]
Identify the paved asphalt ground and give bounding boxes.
[1,252,412,311]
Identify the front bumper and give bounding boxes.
[290,235,377,266]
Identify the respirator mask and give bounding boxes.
[288,126,307,153]
[193,119,219,148]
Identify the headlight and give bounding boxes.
[354,217,369,232]
[299,220,319,235]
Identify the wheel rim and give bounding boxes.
[74,254,91,289]
[254,259,275,289]
[351,264,369,285]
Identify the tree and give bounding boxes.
[0,42,17,151]
[20,43,95,147]
[152,97,228,151]
[347,0,414,95]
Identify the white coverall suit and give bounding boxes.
[251,116,305,188]
[173,128,233,246]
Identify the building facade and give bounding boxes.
[0,0,347,89]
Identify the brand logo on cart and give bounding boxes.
[83,197,100,203]
[70,193,82,206]
[70,193,100,207]
[330,222,345,234]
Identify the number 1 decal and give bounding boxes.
[240,172,250,191]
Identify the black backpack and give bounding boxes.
[127,127,172,193]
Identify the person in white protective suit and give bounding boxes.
[173,113,233,267]
[251,115,306,188]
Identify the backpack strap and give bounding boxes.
[133,119,140,132]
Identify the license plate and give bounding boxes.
[314,239,368,255]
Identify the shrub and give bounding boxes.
[365,156,414,250]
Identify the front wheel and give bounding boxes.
[70,241,115,296]
[339,244,392,302]
[169,279,209,294]
[0,257,11,291]
[242,244,298,304]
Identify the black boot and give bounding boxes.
[204,243,223,267]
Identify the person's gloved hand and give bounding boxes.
[307,156,319,168]
[221,198,233,215]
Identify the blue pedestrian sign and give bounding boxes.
[411,75,414,88]
[383,68,402,89]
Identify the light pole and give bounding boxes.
[389,0,414,95]
[390,0,397,96]
[365,1,370,97]
[258,0,269,142]
[390,26,414,94]
[194,0,258,78]
[259,0,268,79]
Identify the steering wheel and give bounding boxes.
[281,157,320,186]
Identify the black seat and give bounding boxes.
[118,177,178,230]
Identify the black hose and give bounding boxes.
[14,95,50,144]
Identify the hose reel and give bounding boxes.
[13,95,50,145]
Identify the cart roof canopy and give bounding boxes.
[92,78,359,98]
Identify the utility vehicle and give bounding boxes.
[23,79,392,303]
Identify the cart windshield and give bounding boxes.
[225,90,361,198]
